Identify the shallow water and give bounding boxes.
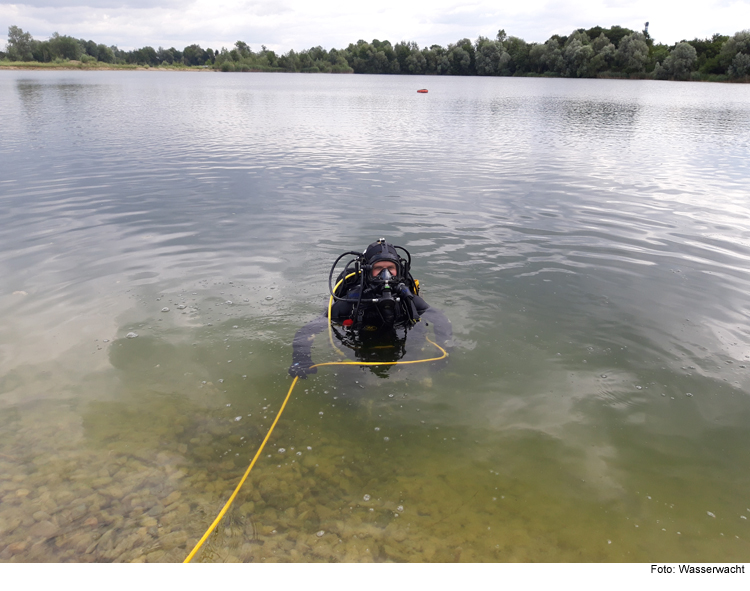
[1,70,750,562]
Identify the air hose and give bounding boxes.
[183,336,448,563]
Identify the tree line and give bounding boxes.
[4,24,750,81]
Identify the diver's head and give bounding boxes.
[364,239,402,283]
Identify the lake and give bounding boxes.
[1,70,750,562]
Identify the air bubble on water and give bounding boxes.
[307,446,312,450]
[316,530,325,537]
[161,307,169,312]
[686,393,693,397]
[397,505,404,512]
[374,427,380,431]
[219,379,224,383]
[369,508,374,512]
[103,339,109,343]
[707,511,716,518]
[296,451,302,456]
[242,375,247,378]
[363,494,371,501]
[388,394,394,398]
[324,390,329,394]
[225,301,233,305]
[177,305,186,310]
[126,332,138,338]
[383,437,390,442]
[636,386,642,390]
[278,448,286,453]
[601,374,607,378]
[319,411,324,415]
[265,296,273,301]
[234,416,242,421]
[233,325,239,329]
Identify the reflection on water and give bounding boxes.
[1,71,750,562]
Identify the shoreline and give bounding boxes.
[1,62,746,83]
[0,63,210,71]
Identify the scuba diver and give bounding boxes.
[289,238,453,379]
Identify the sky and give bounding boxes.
[2,0,749,53]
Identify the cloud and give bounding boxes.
[1,0,749,52]
[2,0,183,7]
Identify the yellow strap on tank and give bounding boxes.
[183,335,448,563]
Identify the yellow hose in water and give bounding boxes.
[183,336,447,563]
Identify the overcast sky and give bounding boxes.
[2,0,749,52]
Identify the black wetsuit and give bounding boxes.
[289,284,452,378]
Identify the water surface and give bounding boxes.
[1,71,750,562]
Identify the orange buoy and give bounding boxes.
[417,89,428,93]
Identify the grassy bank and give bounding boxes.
[0,60,209,71]
[2,59,747,82]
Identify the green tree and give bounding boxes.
[562,31,594,77]
[474,36,509,75]
[183,44,210,66]
[420,45,444,74]
[529,38,563,74]
[729,52,750,77]
[690,34,730,74]
[448,38,476,74]
[654,42,697,80]
[48,33,83,61]
[616,32,649,73]
[503,36,530,75]
[589,33,616,74]
[97,44,115,63]
[721,30,750,78]
[6,25,35,61]
[647,43,669,73]
[234,41,253,59]
[601,25,634,48]
[278,49,301,71]
[81,39,98,60]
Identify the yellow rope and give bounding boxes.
[183,335,447,563]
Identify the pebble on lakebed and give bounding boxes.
[0,402,523,563]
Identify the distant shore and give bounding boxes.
[0,61,209,71]
[2,60,747,83]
